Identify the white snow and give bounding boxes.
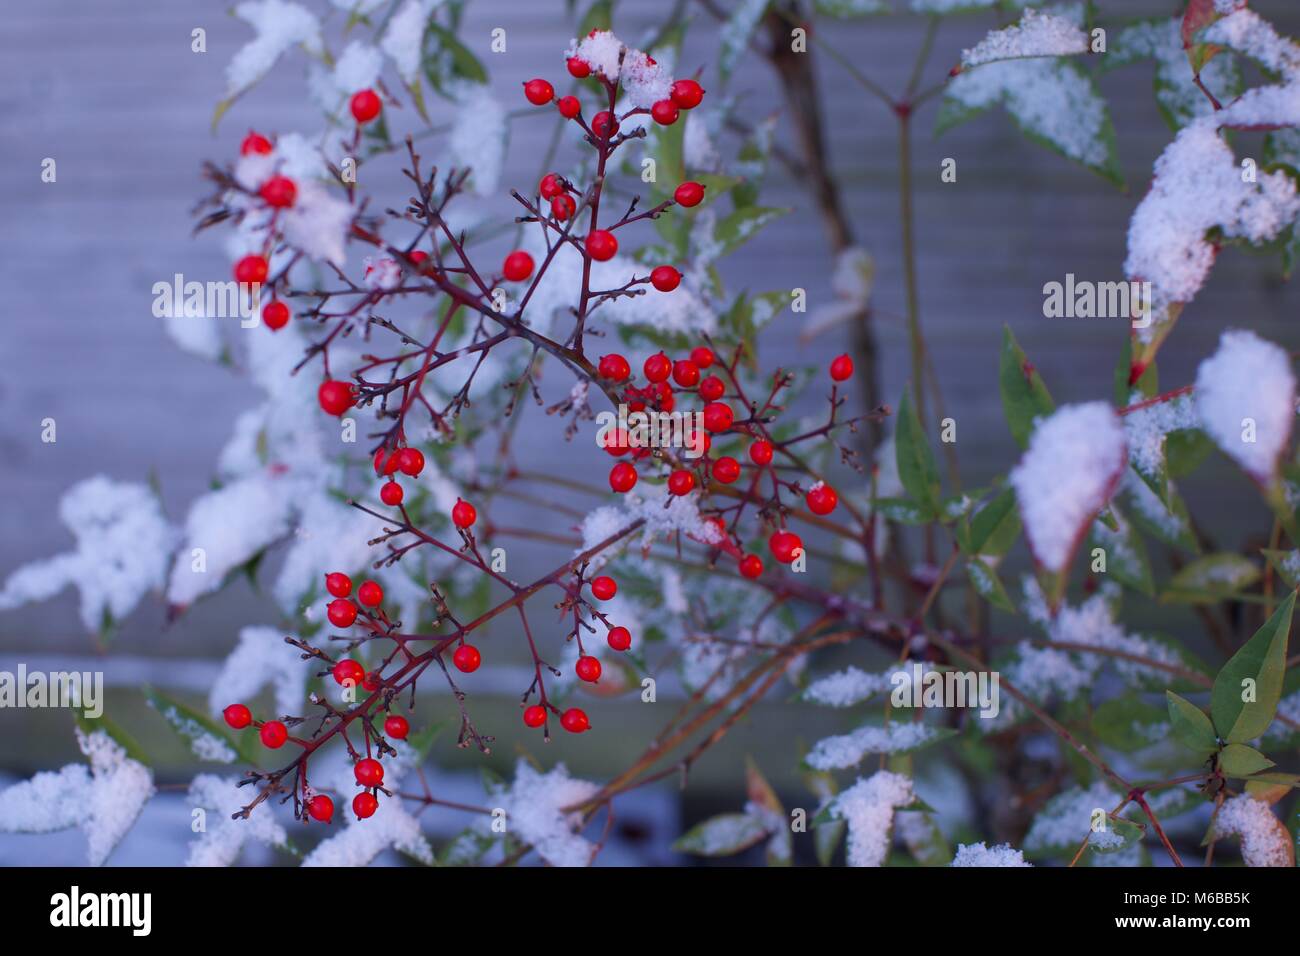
[1024,782,1119,853]
[1122,392,1198,479]
[225,0,323,98]
[382,0,436,84]
[491,760,601,867]
[826,770,915,868]
[448,81,507,197]
[186,774,288,866]
[578,484,724,555]
[806,721,948,771]
[208,625,308,720]
[301,798,433,866]
[960,10,1088,69]
[951,841,1032,866]
[1112,18,1239,128]
[1214,794,1293,867]
[1194,330,1296,481]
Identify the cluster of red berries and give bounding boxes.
[373,444,426,507]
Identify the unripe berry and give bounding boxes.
[643,352,671,383]
[317,380,354,416]
[396,447,425,477]
[806,483,839,515]
[223,703,252,729]
[523,78,554,105]
[327,598,358,628]
[453,643,481,673]
[672,359,700,387]
[260,721,288,749]
[560,707,590,733]
[307,794,334,823]
[769,530,804,564]
[234,254,268,284]
[523,705,547,728]
[590,575,617,600]
[739,554,764,579]
[551,194,576,221]
[699,375,725,402]
[503,250,534,282]
[703,401,734,433]
[712,456,741,484]
[259,175,297,208]
[557,95,581,119]
[598,353,631,382]
[830,354,854,382]
[609,462,638,493]
[240,131,273,156]
[567,57,591,78]
[357,580,383,607]
[749,440,774,465]
[668,469,696,496]
[586,229,618,261]
[325,572,352,598]
[690,346,716,368]
[380,480,404,506]
[651,266,681,292]
[452,498,477,528]
[354,758,384,788]
[350,89,382,124]
[651,99,679,125]
[674,181,706,207]
[384,715,409,739]
[591,110,619,139]
[607,626,631,651]
[333,659,365,686]
[539,173,563,200]
[352,791,379,819]
[575,656,602,683]
[670,79,705,109]
[262,300,290,331]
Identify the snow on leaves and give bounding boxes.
[186,774,288,867]
[951,841,1032,866]
[1212,794,1295,867]
[959,9,1089,69]
[824,770,917,867]
[489,760,601,868]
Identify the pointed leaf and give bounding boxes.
[1166,691,1217,759]
[998,326,1054,449]
[1212,591,1294,743]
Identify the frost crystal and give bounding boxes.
[951,841,1032,867]
[1010,403,1126,572]
[827,771,915,868]
[1194,330,1296,482]
[492,760,602,867]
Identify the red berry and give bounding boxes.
[599,354,631,382]
[586,229,618,261]
[357,580,383,607]
[540,173,563,200]
[503,250,534,282]
[327,598,358,628]
[354,758,384,788]
[380,480,404,506]
[651,99,679,125]
[408,250,429,267]
[318,380,354,416]
[671,79,705,110]
[703,401,734,433]
[699,375,725,402]
[524,78,555,105]
[643,352,671,383]
[655,382,676,412]
[567,57,591,78]
[769,530,804,564]
[607,626,631,651]
[234,254,268,285]
[560,707,590,733]
[668,469,696,496]
[350,89,382,124]
[602,427,631,457]
[557,95,581,119]
[609,462,638,493]
[307,794,334,823]
[712,456,741,484]
[325,572,352,598]
[591,110,619,139]
[672,359,700,387]
[260,721,288,749]
[674,181,706,207]
[397,447,425,477]
[551,194,577,221]
[374,448,399,476]
[453,643,481,673]
[223,704,252,729]
[352,791,378,819]
[690,346,716,368]
[333,659,365,686]
[590,575,617,601]
[750,440,774,465]
[523,705,547,728]
[576,655,602,683]
[651,266,682,292]
[384,715,409,739]
[830,354,854,382]
[452,498,477,528]
[362,672,382,693]
[262,300,290,330]
[240,131,273,156]
[259,175,297,208]
[806,483,839,515]
[739,554,764,579]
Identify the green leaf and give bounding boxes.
[578,0,613,35]
[1212,591,1294,743]
[997,325,1054,449]
[965,486,1021,557]
[895,389,941,515]
[814,0,889,16]
[1219,743,1275,777]
[875,497,934,525]
[1088,506,1154,596]
[1166,691,1218,759]
[1090,815,1145,855]
[422,23,488,96]
[712,205,790,257]
[74,710,150,766]
[143,686,250,764]
[437,827,498,867]
[1093,695,1165,752]
[967,556,1015,613]
[1162,553,1261,604]
[672,813,770,857]
[719,0,772,81]
[1262,549,1300,590]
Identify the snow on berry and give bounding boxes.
[1193,330,1296,483]
[1010,402,1127,573]
[824,770,916,868]
[489,760,601,867]
[950,842,1032,867]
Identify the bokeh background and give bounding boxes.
[1,0,1298,865]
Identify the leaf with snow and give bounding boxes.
[1162,552,1260,604]
[302,798,433,866]
[817,0,890,16]
[1087,505,1154,596]
[1023,782,1120,856]
[1211,794,1295,866]
[217,0,322,125]
[186,774,290,866]
[802,664,929,708]
[823,771,917,867]
[447,81,506,196]
[958,9,1089,69]
[209,626,308,722]
[489,760,601,867]
[719,0,771,80]
[1108,18,1240,131]
[951,841,1032,866]
[807,722,956,771]
[673,812,771,857]
[144,686,240,764]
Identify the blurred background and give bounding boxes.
[1,0,1298,865]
